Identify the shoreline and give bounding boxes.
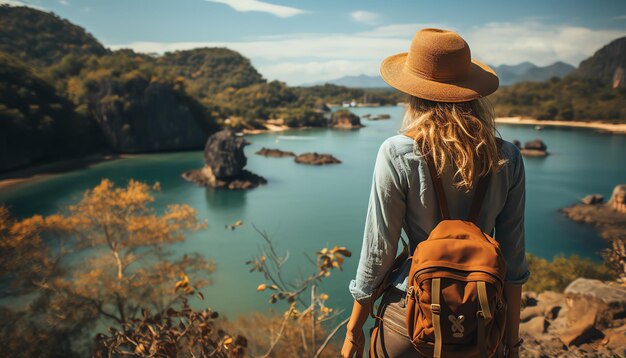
[495,116,626,134]
[0,153,139,191]
[2,116,625,191]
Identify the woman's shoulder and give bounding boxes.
[380,134,523,166]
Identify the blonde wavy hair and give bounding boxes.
[400,96,507,192]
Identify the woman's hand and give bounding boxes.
[341,329,365,358]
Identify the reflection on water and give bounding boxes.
[204,186,247,210]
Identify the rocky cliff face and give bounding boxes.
[89,77,215,153]
[575,37,626,88]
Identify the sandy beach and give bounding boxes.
[495,117,626,134]
[0,153,139,190]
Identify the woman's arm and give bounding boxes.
[341,300,371,358]
[496,146,529,357]
[343,139,407,357]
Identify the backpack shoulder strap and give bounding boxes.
[404,130,450,220]
[424,151,451,220]
[467,138,503,224]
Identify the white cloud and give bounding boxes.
[351,10,379,25]
[611,15,626,21]
[108,21,626,85]
[258,60,380,85]
[204,0,306,18]
[357,23,449,37]
[0,0,45,10]
[59,0,69,5]
[464,21,624,66]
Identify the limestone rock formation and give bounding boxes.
[182,130,266,190]
[328,109,364,129]
[255,147,296,158]
[294,152,341,165]
[203,130,249,178]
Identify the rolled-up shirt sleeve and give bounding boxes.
[349,140,406,302]
[495,148,530,284]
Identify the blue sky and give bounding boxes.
[5,0,626,85]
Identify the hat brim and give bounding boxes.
[380,52,499,103]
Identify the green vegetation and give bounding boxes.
[295,84,406,106]
[1,5,625,172]
[0,5,107,66]
[492,76,626,121]
[524,253,616,292]
[0,53,103,170]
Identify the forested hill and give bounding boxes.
[0,5,108,66]
[491,36,626,121]
[157,48,266,98]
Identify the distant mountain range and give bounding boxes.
[302,74,389,88]
[304,61,576,88]
[493,61,576,85]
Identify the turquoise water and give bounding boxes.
[1,106,624,320]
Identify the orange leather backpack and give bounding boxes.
[371,138,507,358]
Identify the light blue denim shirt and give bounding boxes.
[349,134,530,302]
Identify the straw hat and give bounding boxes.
[380,28,499,102]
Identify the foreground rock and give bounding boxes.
[294,153,341,165]
[328,110,364,129]
[182,130,266,190]
[254,147,295,158]
[519,279,626,357]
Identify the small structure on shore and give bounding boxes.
[294,152,341,165]
[182,130,267,190]
[328,109,364,129]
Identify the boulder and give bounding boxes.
[609,184,626,213]
[564,278,626,329]
[255,147,296,158]
[328,110,364,129]
[581,194,604,205]
[520,316,550,336]
[203,130,249,179]
[521,305,545,322]
[294,152,341,165]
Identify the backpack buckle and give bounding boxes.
[406,286,414,300]
[431,303,441,314]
